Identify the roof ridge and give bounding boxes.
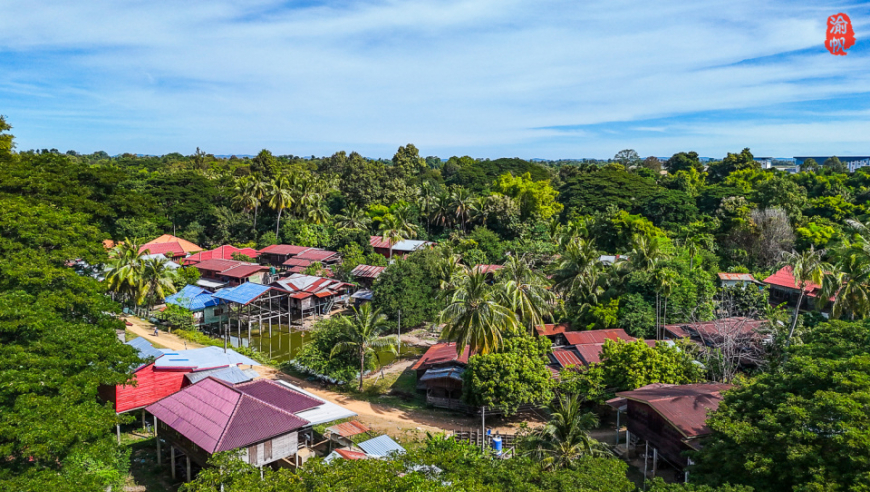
[213,391,249,452]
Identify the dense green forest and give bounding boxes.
[3,113,870,491]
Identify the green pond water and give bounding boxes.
[218,323,424,365]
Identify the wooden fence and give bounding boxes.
[450,429,518,449]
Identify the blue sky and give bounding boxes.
[1,0,868,159]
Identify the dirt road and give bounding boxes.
[122,317,543,438]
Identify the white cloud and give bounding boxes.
[0,0,867,157]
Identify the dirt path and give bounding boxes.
[123,316,544,438]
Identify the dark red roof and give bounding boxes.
[351,265,386,278]
[616,383,732,438]
[295,249,338,261]
[327,420,370,438]
[334,448,368,460]
[259,244,312,256]
[663,317,767,340]
[574,344,605,365]
[370,236,392,249]
[763,266,822,297]
[563,329,635,345]
[283,258,313,267]
[412,343,472,371]
[221,264,269,279]
[193,259,240,272]
[146,378,310,453]
[535,323,570,337]
[551,347,583,369]
[234,379,322,414]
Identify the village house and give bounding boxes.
[369,236,432,259]
[608,383,732,482]
[717,272,760,290]
[546,328,654,373]
[164,285,228,328]
[350,264,386,289]
[192,258,270,287]
[271,274,354,318]
[412,342,472,410]
[147,377,356,481]
[534,322,571,345]
[258,244,313,268]
[139,234,203,260]
[762,265,828,311]
[183,244,260,266]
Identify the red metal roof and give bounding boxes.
[327,420,370,438]
[369,236,392,249]
[351,265,386,278]
[290,292,313,299]
[283,258,313,267]
[184,245,260,265]
[146,378,310,453]
[193,259,241,272]
[234,379,321,414]
[473,264,503,274]
[663,317,767,340]
[535,323,570,337]
[140,242,185,258]
[295,249,338,261]
[574,344,606,365]
[220,264,269,279]
[314,291,333,298]
[143,234,203,254]
[551,348,583,369]
[616,383,732,438]
[563,329,635,345]
[763,266,822,296]
[334,448,368,460]
[412,343,472,371]
[258,244,312,256]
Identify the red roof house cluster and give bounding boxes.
[548,329,651,371]
[183,245,260,266]
[192,259,270,287]
[139,234,203,259]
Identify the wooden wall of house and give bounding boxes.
[624,400,692,467]
[115,364,188,413]
[243,432,298,467]
[158,419,214,467]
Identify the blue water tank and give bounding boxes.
[492,436,503,454]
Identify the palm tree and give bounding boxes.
[440,268,519,355]
[523,394,610,470]
[431,193,452,230]
[106,238,146,304]
[417,182,438,233]
[450,188,477,233]
[335,203,371,230]
[821,243,870,321]
[550,238,602,297]
[379,214,407,259]
[248,178,268,234]
[629,234,670,273]
[306,195,330,224]
[654,267,679,339]
[497,255,557,333]
[136,257,178,311]
[267,175,294,238]
[780,247,830,349]
[330,304,398,391]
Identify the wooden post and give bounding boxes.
[626,430,630,454]
[652,447,658,477]
[643,441,649,480]
[171,446,176,480]
[155,416,161,465]
[116,423,121,445]
[186,455,191,483]
[142,409,146,431]
[615,409,620,445]
[481,406,486,451]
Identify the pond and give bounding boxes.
[216,323,425,366]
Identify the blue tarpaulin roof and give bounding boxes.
[358,435,406,457]
[212,282,271,305]
[165,285,221,311]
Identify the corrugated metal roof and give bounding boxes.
[140,242,185,257]
[193,259,241,272]
[235,379,322,413]
[369,236,431,252]
[717,272,756,281]
[165,285,222,311]
[563,329,635,345]
[213,283,271,305]
[412,343,472,370]
[419,366,465,382]
[126,337,164,368]
[147,378,310,453]
[358,435,406,457]
[295,249,338,261]
[275,380,357,425]
[350,289,373,300]
[763,266,823,297]
[185,245,260,265]
[143,234,203,254]
[154,346,259,370]
[220,264,268,279]
[535,323,570,337]
[326,420,370,438]
[616,383,732,438]
[551,348,583,369]
[258,244,311,256]
[185,366,258,385]
[351,265,386,278]
[574,344,605,365]
[663,317,767,340]
[283,258,313,267]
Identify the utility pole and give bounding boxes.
[397,309,401,354]
[481,406,486,451]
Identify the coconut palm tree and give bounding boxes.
[306,195,330,225]
[497,255,557,333]
[379,214,407,259]
[629,234,670,273]
[431,193,452,230]
[654,267,679,339]
[440,268,519,355]
[821,243,870,321]
[248,177,268,234]
[550,238,602,297]
[136,256,178,311]
[523,394,611,470]
[780,247,830,349]
[450,188,477,233]
[267,175,294,238]
[330,303,398,391]
[106,238,146,304]
[335,203,372,230]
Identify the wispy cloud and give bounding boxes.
[0,0,867,158]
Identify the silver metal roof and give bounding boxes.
[358,435,406,457]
